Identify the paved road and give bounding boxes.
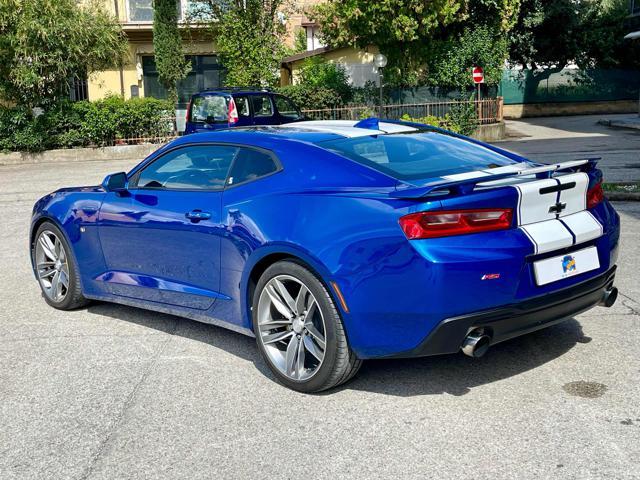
[495,114,640,182]
[1,159,639,480]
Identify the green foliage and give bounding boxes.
[400,98,478,136]
[297,57,352,98]
[310,0,521,87]
[508,0,640,70]
[153,0,192,104]
[274,85,344,110]
[311,0,464,86]
[0,0,128,108]
[293,28,308,54]
[445,98,478,136]
[195,0,287,87]
[0,97,174,152]
[400,113,441,127]
[428,26,509,88]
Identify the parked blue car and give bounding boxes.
[30,119,619,392]
[184,88,304,134]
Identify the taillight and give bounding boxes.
[228,98,239,124]
[587,182,604,209]
[186,100,192,123]
[399,209,513,239]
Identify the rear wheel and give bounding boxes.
[252,260,361,392]
[32,222,89,310]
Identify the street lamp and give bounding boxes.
[374,53,387,118]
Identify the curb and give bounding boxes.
[606,192,640,202]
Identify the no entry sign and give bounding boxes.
[472,66,484,84]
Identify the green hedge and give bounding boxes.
[0,96,174,152]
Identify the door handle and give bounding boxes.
[185,209,212,222]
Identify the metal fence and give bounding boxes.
[301,98,504,125]
[103,98,503,147]
[103,116,178,147]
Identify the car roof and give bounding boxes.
[171,120,420,147]
[192,88,275,97]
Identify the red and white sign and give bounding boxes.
[472,66,484,84]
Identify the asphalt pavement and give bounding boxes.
[1,131,639,479]
[495,114,640,182]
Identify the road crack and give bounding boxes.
[76,318,179,480]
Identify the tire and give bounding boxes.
[32,221,89,310]
[252,260,362,393]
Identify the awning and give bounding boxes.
[624,31,640,40]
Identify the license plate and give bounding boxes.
[533,246,600,286]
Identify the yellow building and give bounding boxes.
[87,0,373,101]
[87,0,220,104]
[280,4,380,87]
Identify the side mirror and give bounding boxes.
[102,172,128,193]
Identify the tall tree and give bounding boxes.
[153,0,191,104]
[192,0,287,86]
[0,0,128,108]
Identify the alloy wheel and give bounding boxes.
[256,275,327,381]
[35,230,70,303]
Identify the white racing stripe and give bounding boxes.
[560,211,603,244]
[520,220,574,254]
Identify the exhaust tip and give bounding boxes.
[461,331,491,358]
[601,286,618,308]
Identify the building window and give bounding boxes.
[128,0,154,22]
[69,75,88,102]
[142,55,225,106]
[127,0,212,22]
[305,25,325,51]
[633,0,640,16]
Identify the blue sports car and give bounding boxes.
[30,119,620,392]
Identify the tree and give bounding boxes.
[428,26,509,89]
[507,0,640,99]
[310,0,520,87]
[310,0,465,86]
[153,0,192,104]
[0,0,128,108]
[193,0,287,86]
[509,0,640,69]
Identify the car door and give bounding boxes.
[250,94,279,126]
[96,144,237,310]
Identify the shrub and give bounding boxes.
[275,84,344,110]
[400,99,478,137]
[0,96,174,152]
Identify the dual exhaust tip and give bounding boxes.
[461,286,618,358]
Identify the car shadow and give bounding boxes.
[87,302,587,397]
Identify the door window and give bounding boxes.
[234,96,251,118]
[135,145,237,190]
[227,148,279,186]
[251,95,274,117]
[274,95,303,121]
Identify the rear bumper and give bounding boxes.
[387,265,616,358]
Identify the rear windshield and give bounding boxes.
[190,95,229,124]
[318,132,516,180]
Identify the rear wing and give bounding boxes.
[390,158,600,199]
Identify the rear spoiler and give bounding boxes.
[390,158,600,199]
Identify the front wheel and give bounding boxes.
[252,260,361,393]
[32,222,89,310]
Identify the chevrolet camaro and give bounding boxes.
[30,119,620,392]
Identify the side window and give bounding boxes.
[274,95,303,121]
[227,148,278,186]
[234,96,250,117]
[135,145,237,190]
[251,95,274,117]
